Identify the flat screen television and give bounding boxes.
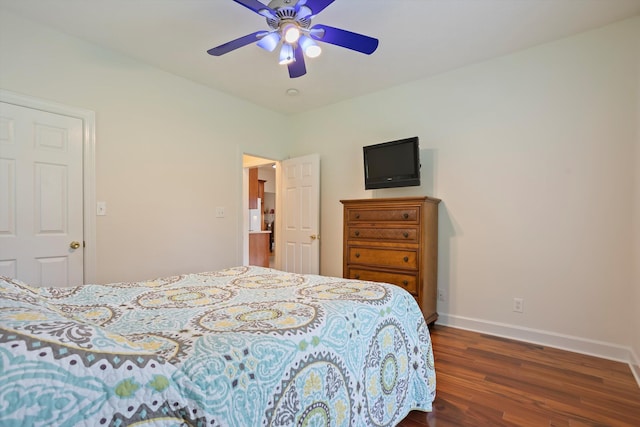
[363,137,420,189]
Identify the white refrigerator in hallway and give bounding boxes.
[249,198,261,231]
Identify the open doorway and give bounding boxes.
[241,153,320,275]
[242,154,277,268]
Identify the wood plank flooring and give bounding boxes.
[398,325,640,426]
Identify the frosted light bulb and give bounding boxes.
[283,24,301,44]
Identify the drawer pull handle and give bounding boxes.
[403,213,409,219]
[403,232,409,238]
[355,214,360,219]
[355,274,360,279]
[355,253,360,258]
[355,230,360,236]
[402,280,409,286]
[403,256,409,262]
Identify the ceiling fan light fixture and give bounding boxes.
[278,43,295,65]
[299,35,321,58]
[282,23,301,43]
[208,0,379,78]
[257,32,281,52]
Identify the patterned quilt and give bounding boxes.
[0,266,436,426]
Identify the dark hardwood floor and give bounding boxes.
[398,325,640,426]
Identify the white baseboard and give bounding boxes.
[630,348,640,386]
[436,313,640,388]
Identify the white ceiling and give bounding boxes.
[2,0,639,115]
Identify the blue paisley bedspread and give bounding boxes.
[0,266,436,426]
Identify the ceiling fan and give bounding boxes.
[207,0,379,78]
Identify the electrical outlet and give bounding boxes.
[513,297,524,313]
[215,207,225,218]
[438,288,445,302]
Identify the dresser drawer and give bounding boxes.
[347,207,419,223]
[347,226,418,243]
[342,197,442,325]
[347,247,418,269]
[347,268,418,295]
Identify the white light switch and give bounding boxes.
[215,206,225,218]
[97,201,107,216]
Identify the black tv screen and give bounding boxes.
[363,137,420,189]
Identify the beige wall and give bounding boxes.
[1,8,638,364]
[0,11,289,283]
[289,17,640,351]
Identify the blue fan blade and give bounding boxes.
[232,0,276,19]
[207,31,264,56]
[301,0,335,15]
[288,45,307,78]
[310,24,378,54]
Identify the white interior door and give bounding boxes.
[0,102,84,286]
[278,154,320,274]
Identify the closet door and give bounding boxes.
[0,102,84,286]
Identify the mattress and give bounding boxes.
[0,266,436,426]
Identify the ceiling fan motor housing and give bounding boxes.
[266,0,311,30]
[267,0,300,9]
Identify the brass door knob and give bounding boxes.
[310,234,318,240]
[70,241,81,249]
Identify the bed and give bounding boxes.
[0,266,436,426]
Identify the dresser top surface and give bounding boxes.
[340,196,441,205]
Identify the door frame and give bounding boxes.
[241,154,279,268]
[0,89,97,283]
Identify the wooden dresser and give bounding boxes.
[340,196,441,324]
